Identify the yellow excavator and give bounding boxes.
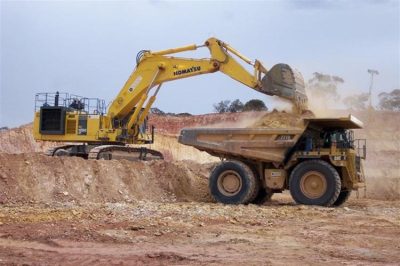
[33,37,308,160]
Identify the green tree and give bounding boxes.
[378,89,400,111]
[213,100,231,113]
[150,107,165,115]
[228,99,244,113]
[243,99,268,111]
[343,93,369,110]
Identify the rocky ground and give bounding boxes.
[0,110,399,265]
[0,197,399,265]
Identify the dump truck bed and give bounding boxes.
[178,127,304,163]
[178,115,363,163]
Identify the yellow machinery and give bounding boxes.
[179,115,367,206]
[33,37,307,160]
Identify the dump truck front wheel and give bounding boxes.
[209,161,258,205]
[289,160,341,206]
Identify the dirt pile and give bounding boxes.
[0,153,214,205]
[0,124,57,154]
[249,110,313,128]
[148,135,218,163]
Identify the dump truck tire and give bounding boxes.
[252,189,274,205]
[333,190,352,206]
[248,172,261,203]
[209,161,258,205]
[289,160,341,206]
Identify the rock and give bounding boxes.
[129,226,145,231]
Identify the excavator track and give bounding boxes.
[88,145,164,161]
[45,145,78,156]
[45,144,163,161]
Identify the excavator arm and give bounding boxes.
[107,37,308,139]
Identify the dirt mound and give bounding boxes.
[0,153,214,205]
[148,135,218,163]
[250,110,313,128]
[0,124,57,154]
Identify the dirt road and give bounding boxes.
[0,196,399,265]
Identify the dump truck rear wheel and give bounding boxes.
[209,161,258,205]
[289,160,341,206]
[333,190,352,206]
[252,188,274,205]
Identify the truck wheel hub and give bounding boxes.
[218,170,242,195]
[300,171,327,199]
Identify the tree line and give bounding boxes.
[304,72,399,111]
[213,99,268,113]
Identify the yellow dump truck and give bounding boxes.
[178,115,366,207]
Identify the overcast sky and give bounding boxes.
[1,0,399,127]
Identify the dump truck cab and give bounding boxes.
[178,115,366,207]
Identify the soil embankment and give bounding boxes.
[0,153,213,205]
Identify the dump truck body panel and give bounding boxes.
[179,127,303,163]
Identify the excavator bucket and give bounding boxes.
[260,64,308,110]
